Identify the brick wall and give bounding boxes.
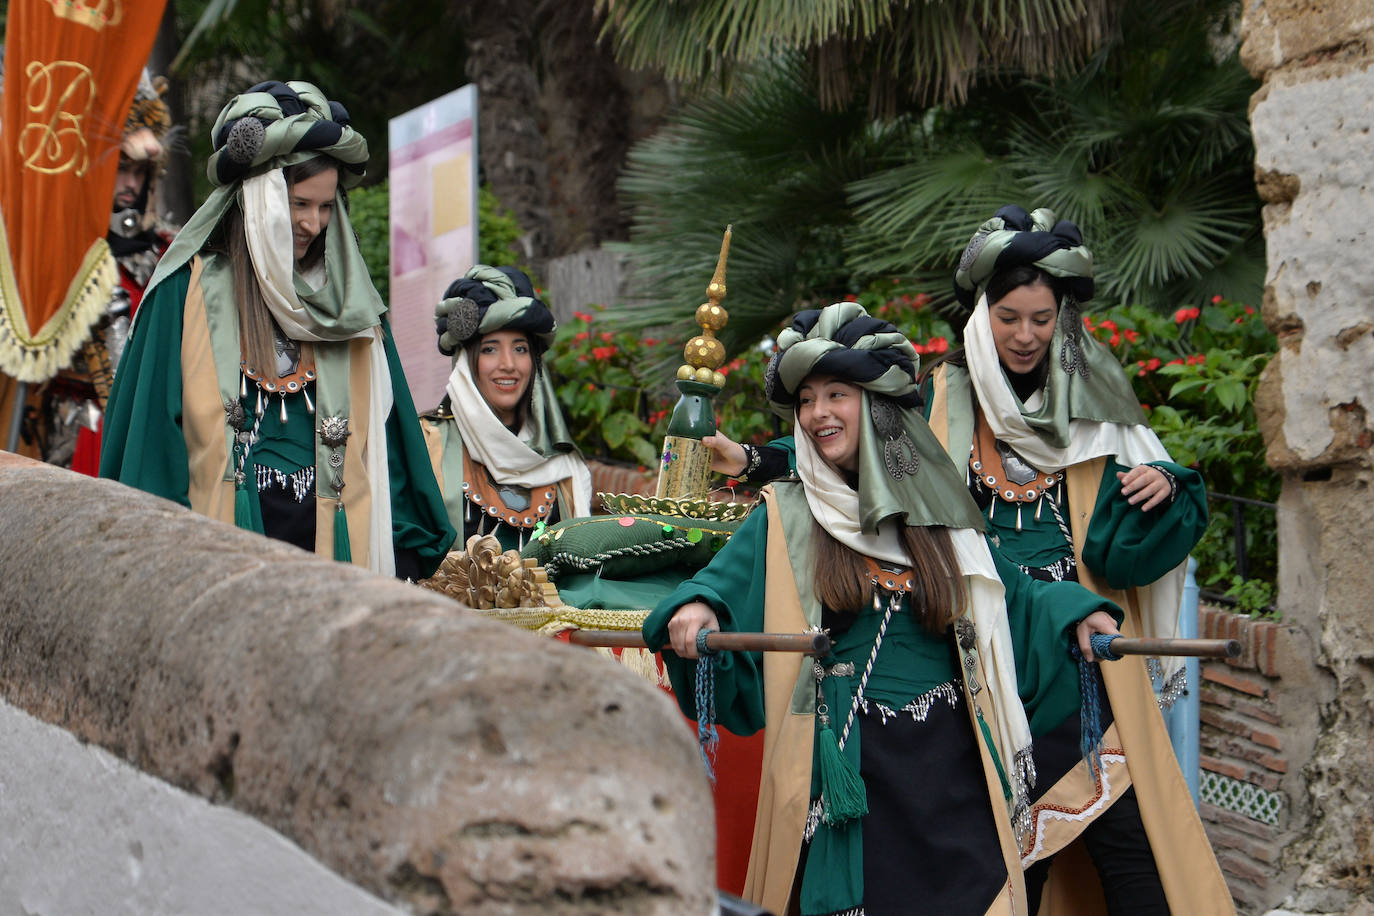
[586,458,656,497]
[1196,603,1290,914]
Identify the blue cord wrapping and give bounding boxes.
[694,628,720,782]
[1090,632,1122,661]
[1071,642,1106,778]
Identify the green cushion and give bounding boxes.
[521,512,746,582]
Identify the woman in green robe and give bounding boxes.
[99,80,454,579]
[644,303,1126,916]
[925,205,1232,914]
[420,265,591,553]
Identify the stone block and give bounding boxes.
[0,454,715,914]
[1241,0,1374,77]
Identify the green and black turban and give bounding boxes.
[143,79,377,308]
[953,205,1094,309]
[766,302,921,410]
[434,265,557,357]
[208,80,368,188]
[946,205,1147,448]
[767,302,984,532]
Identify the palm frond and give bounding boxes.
[609,59,879,355]
[597,0,1122,109]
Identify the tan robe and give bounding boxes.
[927,364,1235,915]
[179,257,377,564]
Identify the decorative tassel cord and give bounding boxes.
[839,591,899,750]
[694,629,719,782]
[1072,636,1115,778]
[813,588,901,829]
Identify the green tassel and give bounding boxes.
[333,502,352,563]
[234,481,253,530]
[817,722,867,825]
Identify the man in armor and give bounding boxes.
[38,69,178,474]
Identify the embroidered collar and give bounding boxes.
[461,450,557,529]
[971,411,1061,504]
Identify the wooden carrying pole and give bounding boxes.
[1104,637,1241,659]
[567,629,832,656]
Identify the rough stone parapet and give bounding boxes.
[0,452,715,914]
[1239,3,1374,910]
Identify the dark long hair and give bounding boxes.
[811,520,965,634]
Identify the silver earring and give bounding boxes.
[871,395,919,480]
[1059,299,1091,378]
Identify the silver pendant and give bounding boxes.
[319,415,351,448]
[995,439,1039,486]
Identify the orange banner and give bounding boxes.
[0,0,167,382]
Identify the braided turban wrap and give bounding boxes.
[950,205,1145,447]
[767,302,983,534]
[438,265,580,468]
[434,265,556,357]
[143,81,381,339]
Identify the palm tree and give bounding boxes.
[605,0,1259,352]
[848,1,1261,310]
[596,0,1122,112]
[611,58,897,354]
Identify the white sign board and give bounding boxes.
[387,84,479,410]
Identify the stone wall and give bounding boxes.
[0,452,715,914]
[1240,3,1374,911]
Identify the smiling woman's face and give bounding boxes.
[990,280,1058,374]
[798,374,863,471]
[288,168,338,265]
[474,330,533,426]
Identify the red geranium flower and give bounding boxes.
[1211,294,1223,304]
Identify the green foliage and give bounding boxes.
[547,308,668,469]
[611,57,889,363]
[478,186,528,269]
[1083,294,1279,616]
[606,0,1260,351]
[847,1,1261,310]
[348,183,390,301]
[173,0,470,197]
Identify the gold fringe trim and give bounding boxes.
[465,604,667,687]
[0,204,117,382]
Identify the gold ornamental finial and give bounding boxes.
[677,225,732,389]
